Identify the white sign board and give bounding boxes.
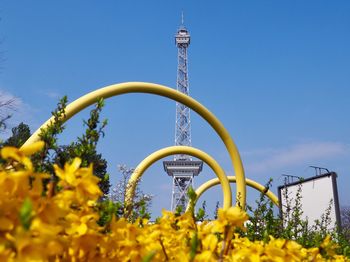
[278,172,341,230]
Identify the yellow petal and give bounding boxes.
[202,234,218,252]
[1,147,21,162]
[19,141,45,156]
[54,164,65,180]
[66,158,82,174]
[1,147,33,170]
[76,223,88,235]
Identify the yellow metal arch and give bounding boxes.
[191,176,279,210]
[22,82,246,207]
[125,146,232,210]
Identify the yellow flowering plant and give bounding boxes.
[0,143,349,261]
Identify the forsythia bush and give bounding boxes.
[0,142,348,261]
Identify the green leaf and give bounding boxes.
[196,208,205,221]
[20,198,33,230]
[142,251,156,262]
[189,232,199,261]
[187,186,197,202]
[175,206,183,216]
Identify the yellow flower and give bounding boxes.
[54,157,82,186]
[210,207,249,234]
[0,145,349,261]
[19,141,45,156]
[284,240,305,261]
[264,237,286,261]
[320,235,338,257]
[76,171,101,201]
[219,206,248,227]
[54,158,102,201]
[65,213,100,236]
[194,250,216,262]
[8,218,64,261]
[0,169,32,200]
[1,141,44,170]
[202,234,218,253]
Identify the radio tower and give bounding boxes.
[163,14,203,212]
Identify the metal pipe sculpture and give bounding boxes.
[189,176,279,211]
[124,146,232,210]
[22,82,246,208]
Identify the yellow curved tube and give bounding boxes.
[22,82,246,208]
[125,146,232,210]
[192,176,279,209]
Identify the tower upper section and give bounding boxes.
[175,12,190,47]
[174,16,192,160]
[175,26,190,47]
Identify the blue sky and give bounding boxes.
[1,1,349,218]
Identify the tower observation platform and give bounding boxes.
[163,16,203,212]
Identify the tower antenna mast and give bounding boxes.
[163,14,203,212]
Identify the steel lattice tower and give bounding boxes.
[163,15,203,212]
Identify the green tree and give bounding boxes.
[54,98,110,195]
[31,96,110,196]
[32,96,68,175]
[2,122,31,147]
